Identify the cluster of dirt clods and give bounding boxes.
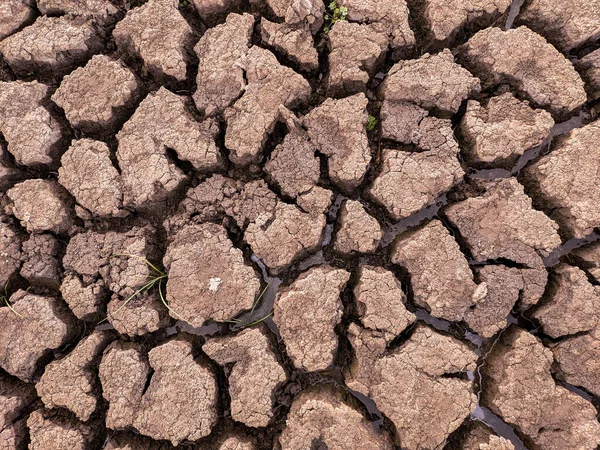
[2,0,600,449]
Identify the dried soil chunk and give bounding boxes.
[264,126,320,198]
[459,26,586,117]
[0,146,23,192]
[0,373,35,434]
[0,16,101,77]
[327,21,388,96]
[572,241,600,282]
[461,422,516,450]
[265,0,324,33]
[278,388,394,450]
[117,87,221,210]
[577,49,600,101]
[338,0,414,58]
[0,418,27,450]
[482,328,600,450]
[460,93,554,168]
[193,13,254,116]
[59,139,123,218]
[218,435,256,450]
[52,56,140,134]
[274,265,350,371]
[353,266,415,341]
[60,275,106,321]
[0,0,34,41]
[367,145,464,220]
[107,291,170,337]
[133,339,218,445]
[0,291,77,382]
[113,0,193,82]
[224,46,311,165]
[203,328,286,427]
[104,433,171,450]
[260,18,318,73]
[0,221,21,287]
[20,233,60,288]
[334,200,382,254]
[37,330,113,421]
[98,342,150,430]
[381,49,480,115]
[532,264,600,338]
[164,223,260,327]
[28,409,98,450]
[346,324,477,449]
[7,180,73,234]
[523,119,600,239]
[302,94,371,191]
[0,81,62,167]
[37,0,119,26]
[391,220,480,321]
[518,0,600,52]
[445,178,560,305]
[419,0,511,43]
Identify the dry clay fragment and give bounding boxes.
[482,327,600,450]
[133,339,218,445]
[277,387,394,450]
[532,264,600,338]
[117,87,221,210]
[0,15,102,77]
[20,233,60,288]
[353,265,415,341]
[577,48,600,101]
[368,136,463,220]
[0,418,27,450]
[381,49,481,115]
[445,178,561,305]
[107,290,171,337]
[104,433,172,450]
[164,223,260,327]
[37,0,119,26]
[260,18,318,73]
[52,55,140,134]
[28,409,100,450]
[225,46,311,165]
[346,324,477,449]
[7,179,74,234]
[274,265,350,371]
[59,139,123,218]
[461,421,516,450]
[418,0,511,43]
[338,0,414,57]
[60,274,106,322]
[0,291,77,382]
[327,21,388,96]
[265,0,324,33]
[392,219,482,322]
[113,0,194,82]
[517,0,600,52]
[459,26,586,117]
[0,0,35,40]
[302,93,371,192]
[334,200,382,254]
[203,328,286,427]
[0,373,36,434]
[572,241,600,282]
[0,144,24,192]
[218,435,256,450]
[0,220,21,287]
[37,330,114,421]
[0,81,63,167]
[193,13,254,115]
[459,93,555,168]
[523,119,600,239]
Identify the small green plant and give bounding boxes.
[366,115,378,131]
[99,255,181,324]
[226,283,272,329]
[1,282,22,318]
[324,1,348,33]
[179,0,189,6]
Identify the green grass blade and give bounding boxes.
[3,295,23,318]
[158,278,181,319]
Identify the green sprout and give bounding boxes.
[1,282,22,318]
[226,283,272,329]
[99,255,181,324]
[324,1,348,33]
[179,0,189,6]
[366,115,378,132]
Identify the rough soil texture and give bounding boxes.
[3,2,600,449]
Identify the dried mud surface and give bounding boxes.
[1,0,600,449]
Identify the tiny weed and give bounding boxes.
[324,1,348,34]
[99,254,181,324]
[366,115,378,131]
[179,0,189,6]
[1,282,22,318]
[225,283,272,329]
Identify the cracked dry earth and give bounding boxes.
[3,1,600,450]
